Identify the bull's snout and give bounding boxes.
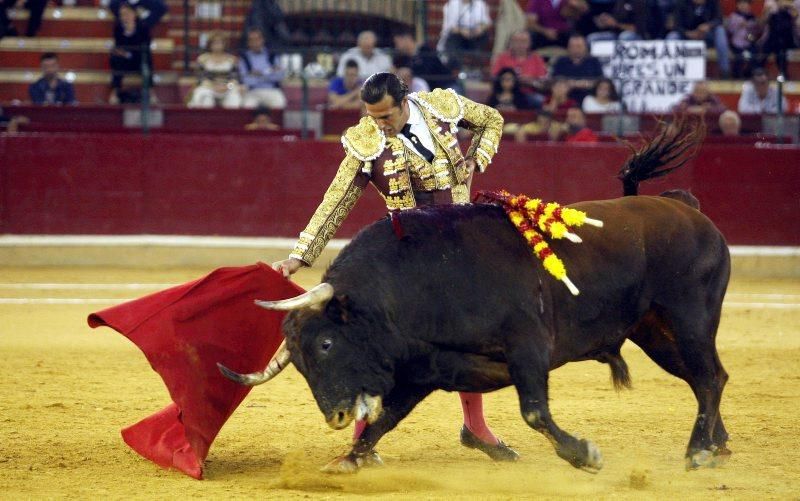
[326,404,355,430]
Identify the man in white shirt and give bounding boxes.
[336,30,393,79]
[437,0,493,66]
[737,68,789,114]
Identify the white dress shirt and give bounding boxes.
[399,100,437,162]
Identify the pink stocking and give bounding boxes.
[459,392,498,445]
[352,419,367,441]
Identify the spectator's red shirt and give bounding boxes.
[526,0,571,32]
[491,51,548,79]
[566,127,599,143]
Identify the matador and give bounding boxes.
[273,72,518,463]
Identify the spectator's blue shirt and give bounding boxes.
[328,77,362,95]
[551,55,604,80]
[239,49,285,90]
[29,77,76,105]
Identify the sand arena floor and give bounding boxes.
[0,265,798,500]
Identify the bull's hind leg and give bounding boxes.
[505,332,603,472]
[629,306,729,469]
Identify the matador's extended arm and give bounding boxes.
[289,155,365,265]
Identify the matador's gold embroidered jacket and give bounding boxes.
[290,88,503,265]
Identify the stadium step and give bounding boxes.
[8,7,168,38]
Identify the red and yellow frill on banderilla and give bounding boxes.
[477,190,604,296]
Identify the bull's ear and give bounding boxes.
[325,295,351,324]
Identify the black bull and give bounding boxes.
[221,129,731,473]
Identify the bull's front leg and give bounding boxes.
[505,335,604,473]
[322,384,434,473]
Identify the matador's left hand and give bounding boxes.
[465,157,478,174]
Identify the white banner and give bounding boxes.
[591,40,706,113]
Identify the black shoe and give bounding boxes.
[460,425,520,462]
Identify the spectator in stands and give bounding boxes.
[336,30,392,79]
[737,67,789,113]
[667,0,731,78]
[579,0,665,44]
[188,32,242,109]
[394,56,431,93]
[0,0,46,38]
[328,59,363,110]
[109,2,153,104]
[109,0,167,31]
[758,0,799,79]
[526,0,585,48]
[438,0,493,64]
[718,109,742,135]
[241,0,289,50]
[239,27,287,110]
[549,106,599,142]
[542,78,578,113]
[0,106,29,132]
[487,68,539,111]
[393,26,459,90]
[29,53,76,105]
[245,107,279,130]
[725,0,762,78]
[673,81,727,114]
[582,77,622,112]
[491,30,548,90]
[550,34,604,104]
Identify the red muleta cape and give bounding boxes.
[87,263,304,479]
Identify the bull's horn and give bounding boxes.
[217,340,291,386]
[255,283,334,311]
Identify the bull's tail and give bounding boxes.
[618,115,706,196]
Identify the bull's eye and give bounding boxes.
[319,337,333,354]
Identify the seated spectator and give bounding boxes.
[725,0,762,78]
[0,0,46,37]
[718,109,742,136]
[239,27,287,110]
[672,81,726,114]
[582,77,623,113]
[758,0,799,79]
[666,0,731,78]
[336,30,392,78]
[579,0,664,45]
[543,79,578,114]
[393,26,458,90]
[240,0,290,50]
[488,68,539,111]
[550,34,604,104]
[526,0,585,48]
[737,67,789,113]
[491,30,548,90]
[549,106,599,142]
[0,106,29,133]
[394,56,430,93]
[328,59,362,110]
[245,107,279,130]
[438,0,492,67]
[109,2,153,104]
[188,32,242,109]
[29,53,76,105]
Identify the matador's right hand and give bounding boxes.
[272,257,304,278]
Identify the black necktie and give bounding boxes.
[401,123,435,163]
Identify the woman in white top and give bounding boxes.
[582,77,623,113]
[438,0,492,68]
[189,32,243,109]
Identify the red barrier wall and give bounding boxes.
[1,133,798,245]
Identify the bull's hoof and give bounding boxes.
[559,439,603,473]
[320,451,383,474]
[460,426,520,462]
[686,447,729,470]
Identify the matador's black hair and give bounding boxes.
[360,72,409,106]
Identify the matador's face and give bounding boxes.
[364,95,410,138]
